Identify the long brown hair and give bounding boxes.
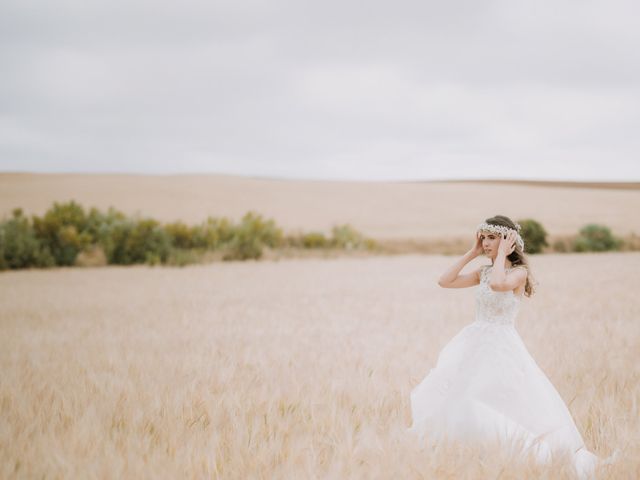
[484,215,538,297]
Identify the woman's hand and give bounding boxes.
[469,231,484,257]
[497,230,517,256]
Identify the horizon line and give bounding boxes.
[1,170,640,187]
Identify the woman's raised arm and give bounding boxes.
[438,252,482,288]
[438,232,484,288]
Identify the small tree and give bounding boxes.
[517,219,548,254]
[573,224,622,252]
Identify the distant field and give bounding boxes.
[1,174,639,242]
[426,179,640,190]
[1,252,637,478]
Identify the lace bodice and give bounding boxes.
[475,265,524,325]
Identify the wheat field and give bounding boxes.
[1,251,638,478]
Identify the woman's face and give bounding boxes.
[480,230,501,259]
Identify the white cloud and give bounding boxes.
[0,0,639,180]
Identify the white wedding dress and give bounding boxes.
[407,265,615,479]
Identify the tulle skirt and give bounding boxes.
[407,320,600,479]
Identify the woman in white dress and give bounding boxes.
[407,215,618,479]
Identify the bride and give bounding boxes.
[407,215,618,479]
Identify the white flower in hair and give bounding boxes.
[476,222,525,251]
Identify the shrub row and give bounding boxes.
[513,219,626,254]
[0,202,377,270]
[0,204,630,270]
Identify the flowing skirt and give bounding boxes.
[407,320,601,479]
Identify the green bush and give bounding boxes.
[284,227,375,250]
[572,224,622,252]
[301,232,329,248]
[165,221,196,249]
[330,224,368,250]
[96,219,127,264]
[85,207,127,243]
[88,207,130,263]
[223,235,262,260]
[0,209,55,269]
[240,211,283,248]
[224,214,261,260]
[282,233,304,248]
[32,201,92,266]
[517,219,548,254]
[128,218,172,265]
[223,211,283,261]
[191,216,234,249]
[98,217,172,265]
[0,202,378,269]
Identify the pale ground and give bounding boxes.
[1,252,638,478]
[1,174,639,241]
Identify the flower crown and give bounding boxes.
[476,221,525,251]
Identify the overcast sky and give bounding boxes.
[1,0,639,181]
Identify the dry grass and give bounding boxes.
[1,252,638,479]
